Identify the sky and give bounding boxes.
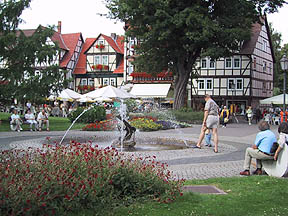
[19,0,288,45]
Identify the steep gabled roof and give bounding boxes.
[240,16,275,62]
[74,38,96,74]
[84,34,124,54]
[19,27,69,51]
[60,33,83,67]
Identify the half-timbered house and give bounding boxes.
[73,33,125,92]
[190,17,274,112]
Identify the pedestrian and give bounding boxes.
[246,106,253,125]
[194,94,219,153]
[240,121,277,176]
[220,106,229,128]
[24,109,38,131]
[204,128,212,147]
[255,108,262,123]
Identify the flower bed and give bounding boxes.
[129,117,162,131]
[82,119,117,131]
[0,143,184,215]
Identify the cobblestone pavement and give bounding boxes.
[0,123,280,180]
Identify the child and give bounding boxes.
[205,128,212,147]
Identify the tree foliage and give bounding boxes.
[0,0,66,103]
[106,0,285,109]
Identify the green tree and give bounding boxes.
[0,0,66,103]
[106,0,285,109]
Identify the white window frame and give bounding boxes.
[98,40,104,45]
[263,61,267,72]
[94,55,101,65]
[228,78,236,90]
[201,59,207,69]
[102,55,108,65]
[263,40,267,52]
[209,59,215,69]
[198,79,205,90]
[81,79,87,86]
[88,78,94,86]
[103,78,109,86]
[206,79,213,90]
[236,78,243,90]
[233,57,240,68]
[110,78,116,86]
[225,58,232,68]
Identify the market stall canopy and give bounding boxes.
[83,85,135,99]
[260,94,288,105]
[130,84,171,98]
[58,88,82,101]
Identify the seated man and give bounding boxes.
[37,109,50,131]
[10,109,22,132]
[240,120,276,176]
[25,109,38,131]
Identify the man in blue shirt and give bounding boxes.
[240,120,276,176]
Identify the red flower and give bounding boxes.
[100,44,105,49]
[96,44,99,48]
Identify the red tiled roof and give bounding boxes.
[74,38,96,75]
[19,27,69,51]
[60,33,82,67]
[113,59,124,74]
[101,34,124,54]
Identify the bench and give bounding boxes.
[9,116,30,131]
[262,144,288,177]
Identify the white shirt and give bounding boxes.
[37,112,48,121]
[25,113,35,121]
[11,114,20,121]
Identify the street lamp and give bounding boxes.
[280,55,288,122]
[231,83,235,114]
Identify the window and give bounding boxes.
[228,79,235,90]
[206,79,213,90]
[94,56,101,65]
[198,79,205,90]
[98,40,104,45]
[88,78,94,86]
[201,59,207,68]
[236,79,243,90]
[110,78,116,86]
[102,55,108,65]
[225,58,232,68]
[253,57,257,69]
[233,57,240,68]
[209,60,215,68]
[103,78,109,86]
[263,61,267,72]
[269,63,272,73]
[81,79,87,86]
[263,40,267,52]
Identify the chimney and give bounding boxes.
[57,21,62,33]
[111,33,117,40]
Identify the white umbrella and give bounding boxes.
[94,96,113,102]
[260,94,288,105]
[58,89,82,101]
[83,85,136,99]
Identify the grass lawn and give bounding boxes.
[79,176,288,216]
[0,112,86,132]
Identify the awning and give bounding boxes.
[130,84,171,98]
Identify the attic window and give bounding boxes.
[263,40,267,52]
[98,40,104,45]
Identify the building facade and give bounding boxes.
[190,17,274,112]
[74,34,125,92]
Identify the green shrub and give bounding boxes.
[172,110,203,123]
[68,106,106,123]
[124,99,138,113]
[129,117,163,131]
[0,143,183,215]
